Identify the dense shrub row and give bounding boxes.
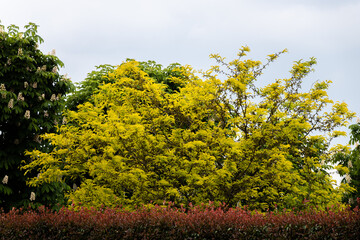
[0,203,359,240]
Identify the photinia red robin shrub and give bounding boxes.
[0,203,359,239]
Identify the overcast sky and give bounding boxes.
[1,1,359,134]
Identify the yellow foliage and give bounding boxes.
[23,51,355,211]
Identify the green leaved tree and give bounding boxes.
[333,121,360,206]
[0,22,74,211]
[24,47,354,211]
[66,60,188,111]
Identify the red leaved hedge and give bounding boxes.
[0,204,359,239]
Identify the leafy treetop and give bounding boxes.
[66,60,189,111]
[24,47,354,211]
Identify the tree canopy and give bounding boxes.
[0,22,74,210]
[23,47,355,211]
[66,60,188,111]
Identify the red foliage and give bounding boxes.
[0,203,359,239]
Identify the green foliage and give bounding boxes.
[349,122,360,146]
[66,60,188,111]
[334,122,360,205]
[0,21,74,210]
[24,47,355,211]
[136,60,188,93]
[65,64,115,111]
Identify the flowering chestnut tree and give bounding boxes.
[0,22,74,210]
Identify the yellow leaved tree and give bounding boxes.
[23,47,355,210]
